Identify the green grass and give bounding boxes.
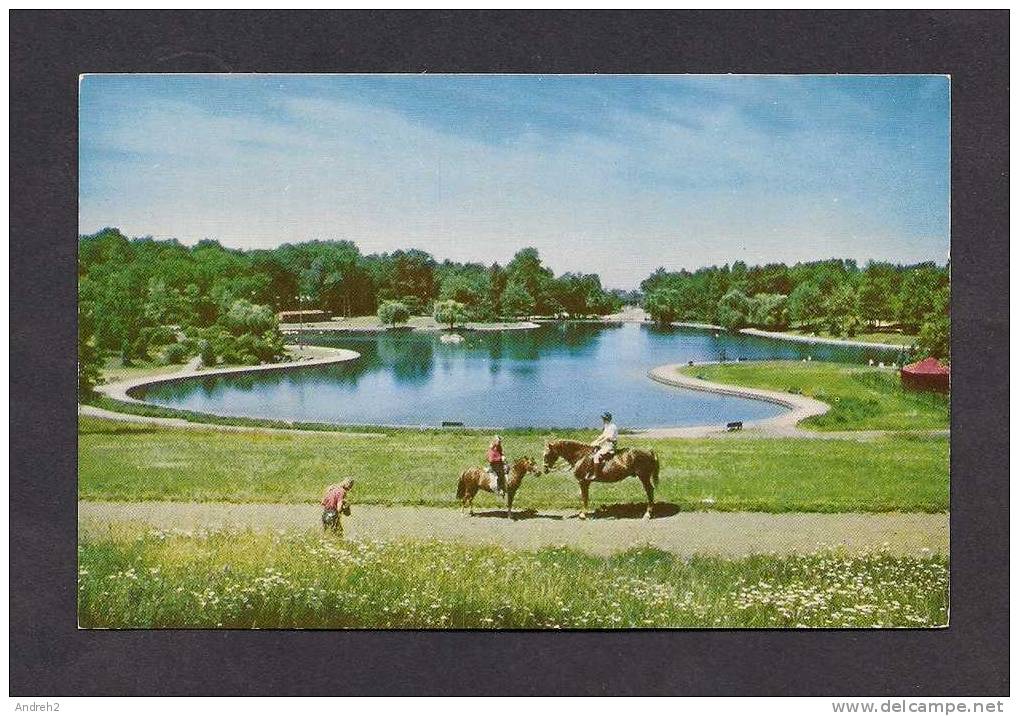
[782,327,918,346]
[101,356,187,383]
[79,416,948,512]
[77,530,948,628]
[679,362,949,432]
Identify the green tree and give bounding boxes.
[822,284,862,337]
[506,248,555,313]
[439,273,487,313]
[788,282,824,330]
[377,300,411,327]
[221,299,277,336]
[433,300,467,329]
[897,266,946,333]
[77,300,102,401]
[749,293,789,330]
[500,281,535,318]
[717,289,752,330]
[858,263,895,328]
[644,288,681,325]
[143,278,183,325]
[917,286,950,361]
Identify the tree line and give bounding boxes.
[77,228,626,397]
[641,258,949,359]
[77,228,950,401]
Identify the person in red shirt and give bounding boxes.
[321,478,354,534]
[487,436,507,497]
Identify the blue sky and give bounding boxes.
[79,74,949,288]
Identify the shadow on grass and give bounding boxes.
[470,508,565,521]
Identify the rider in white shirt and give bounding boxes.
[589,411,618,480]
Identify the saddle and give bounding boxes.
[591,445,626,462]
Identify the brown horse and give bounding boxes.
[456,456,540,519]
[542,439,660,520]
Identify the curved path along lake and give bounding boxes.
[138,324,900,429]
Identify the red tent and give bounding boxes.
[901,357,950,392]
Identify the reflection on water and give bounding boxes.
[141,324,901,428]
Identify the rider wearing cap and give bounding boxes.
[589,411,618,480]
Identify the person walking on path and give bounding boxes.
[321,478,354,535]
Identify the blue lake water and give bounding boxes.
[138,324,902,429]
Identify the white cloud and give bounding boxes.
[80,81,948,288]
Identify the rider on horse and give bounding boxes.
[486,435,507,496]
[588,411,618,480]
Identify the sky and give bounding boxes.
[79,74,950,289]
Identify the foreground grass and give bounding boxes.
[79,417,948,512]
[678,362,948,432]
[77,530,948,629]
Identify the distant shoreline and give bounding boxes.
[738,328,909,352]
[281,319,541,334]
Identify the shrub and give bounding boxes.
[221,299,277,336]
[198,339,216,367]
[433,300,467,329]
[377,300,411,327]
[162,342,191,365]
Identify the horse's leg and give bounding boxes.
[579,480,590,520]
[639,474,655,520]
[506,488,515,520]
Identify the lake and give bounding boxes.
[138,323,902,429]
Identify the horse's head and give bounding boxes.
[542,443,558,473]
[518,455,539,476]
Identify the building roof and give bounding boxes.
[903,357,949,375]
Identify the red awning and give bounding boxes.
[902,357,949,376]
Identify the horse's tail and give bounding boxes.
[650,451,660,487]
[456,472,469,500]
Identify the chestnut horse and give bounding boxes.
[542,439,660,520]
[456,456,540,519]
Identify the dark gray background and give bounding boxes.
[10,10,1008,695]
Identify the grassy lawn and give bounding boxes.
[678,362,948,432]
[98,346,340,389]
[782,328,918,346]
[101,356,187,383]
[77,530,948,628]
[79,416,948,512]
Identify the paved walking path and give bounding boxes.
[79,501,948,557]
[644,363,830,437]
[96,346,361,404]
[739,327,909,352]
